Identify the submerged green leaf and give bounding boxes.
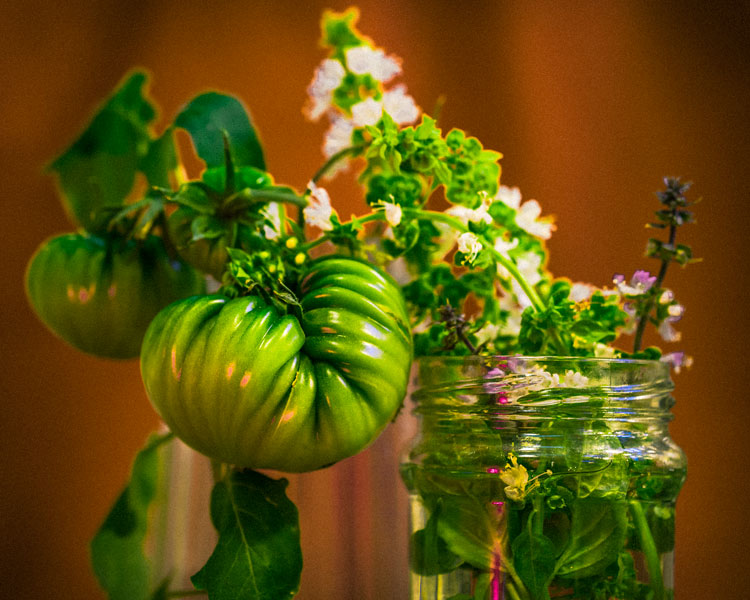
[511,530,556,600]
[410,499,463,576]
[90,432,173,600]
[437,496,496,570]
[554,499,628,579]
[192,469,302,600]
[175,93,265,171]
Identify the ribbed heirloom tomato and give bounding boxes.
[140,257,413,472]
[26,233,205,359]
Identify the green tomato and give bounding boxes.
[140,257,413,472]
[167,209,260,280]
[167,166,276,279]
[26,233,205,359]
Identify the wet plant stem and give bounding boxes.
[629,499,665,600]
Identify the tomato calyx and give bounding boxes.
[220,247,304,315]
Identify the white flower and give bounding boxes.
[659,289,674,304]
[383,202,402,227]
[570,283,594,303]
[475,322,500,346]
[594,343,617,358]
[494,236,519,279]
[496,185,522,210]
[345,45,401,82]
[305,59,346,121]
[495,186,553,240]
[667,303,684,318]
[447,193,493,226]
[512,252,543,309]
[658,319,681,342]
[323,115,354,158]
[261,206,282,240]
[304,181,334,231]
[515,199,554,240]
[457,232,482,263]
[351,97,383,126]
[382,84,420,124]
[498,293,523,336]
[563,370,589,388]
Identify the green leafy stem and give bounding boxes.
[298,202,568,354]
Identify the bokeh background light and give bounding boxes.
[2,1,749,599]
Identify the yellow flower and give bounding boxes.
[499,453,552,502]
[500,453,529,501]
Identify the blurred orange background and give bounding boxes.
[2,1,749,599]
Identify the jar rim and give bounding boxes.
[411,355,674,406]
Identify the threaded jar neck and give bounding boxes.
[411,356,674,423]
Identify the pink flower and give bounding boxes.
[613,270,657,296]
[661,351,693,373]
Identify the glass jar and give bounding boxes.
[400,357,686,600]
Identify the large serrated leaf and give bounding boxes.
[175,93,265,171]
[90,432,173,600]
[48,71,165,233]
[192,469,302,600]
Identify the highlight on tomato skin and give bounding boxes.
[140,256,414,473]
[25,232,205,359]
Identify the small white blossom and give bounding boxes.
[496,185,522,210]
[261,206,282,240]
[516,199,554,240]
[570,283,594,303]
[383,202,402,227]
[447,193,493,226]
[304,181,334,231]
[659,289,674,304]
[475,322,500,346]
[498,294,523,336]
[457,232,482,263]
[382,84,420,124]
[351,97,383,126]
[667,303,684,318]
[323,115,354,158]
[345,45,401,82]
[658,319,681,342]
[495,186,553,240]
[512,252,544,309]
[563,370,590,388]
[494,236,519,280]
[594,343,617,358]
[305,59,346,121]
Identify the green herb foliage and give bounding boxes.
[191,469,302,600]
[90,432,173,600]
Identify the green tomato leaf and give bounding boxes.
[555,499,628,579]
[48,71,159,233]
[139,128,178,188]
[175,92,265,171]
[191,469,302,600]
[511,530,556,600]
[90,432,173,600]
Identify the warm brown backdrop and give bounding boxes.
[2,1,749,599]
